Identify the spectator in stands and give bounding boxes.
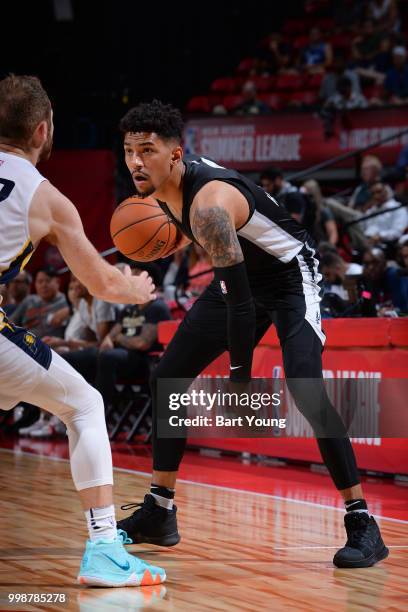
[367,0,400,34]
[323,76,368,110]
[42,276,91,353]
[269,38,298,76]
[233,81,271,116]
[349,155,388,210]
[3,271,32,316]
[355,35,394,87]
[362,247,407,313]
[97,283,171,409]
[11,267,67,338]
[351,19,382,66]
[259,167,297,199]
[319,53,362,103]
[300,26,333,74]
[320,252,363,300]
[163,244,213,303]
[363,180,408,245]
[302,179,339,245]
[384,46,408,105]
[59,276,117,385]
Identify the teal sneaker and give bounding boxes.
[77,536,166,587]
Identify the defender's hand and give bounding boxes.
[127,268,156,303]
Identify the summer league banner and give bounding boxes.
[156,378,408,439]
[184,107,408,171]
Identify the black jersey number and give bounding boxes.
[0,178,15,202]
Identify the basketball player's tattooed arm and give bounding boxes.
[191,204,255,383]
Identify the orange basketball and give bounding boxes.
[110,196,177,262]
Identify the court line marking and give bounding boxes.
[2,447,408,525]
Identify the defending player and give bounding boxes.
[117,100,388,569]
[0,75,165,587]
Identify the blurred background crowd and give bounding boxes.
[1,0,408,440]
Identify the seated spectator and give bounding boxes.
[42,276,91,353]
[367,0,400,34]
[269,38,298,76]
[324,76,368,110]
[351,19,382,66]
[362,247,407,313]
[3,271,32,316]
[321,252,363,300]
[259,167,297,200]
[319,53,362,103]
[233,81,271,116]
[355,35,394,86]
[96,273,171,408]
[302,179,339,245]
[164,244,213,300]
[363,181,408,246]
[11,267,67,338]
[59,277,117,383]
[384,46,408,104]
[349,155,389,210]
[299,26,333,74]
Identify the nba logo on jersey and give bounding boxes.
[220,280,227,294]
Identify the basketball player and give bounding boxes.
[0,75,165,587]
[117,100,388,569]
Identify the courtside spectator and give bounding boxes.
[3,271,32,316]
[384,46,408,104]
[96,268,171,409]
[362,247,408,313]
[42,276,91,353]
[349,155,389,210]
[11,267,67,338]
[163,244,214,301]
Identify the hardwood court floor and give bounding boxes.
[0,448,407,612]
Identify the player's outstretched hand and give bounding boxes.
[125,268,156,303]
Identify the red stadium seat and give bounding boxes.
[330,32,351,53]
[259,93,286,110]
[210,77,241,94]
[222,94,244,111]
[287,90,319,106]
[250,75,276,92]
[293,35,310,50]
[275,73,306,91]
[305,72,324,90]
[236,57,256,74]
[185,96,212,114]
[283,19,308,36]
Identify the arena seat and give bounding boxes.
[236,57,256,74]
[210,77,241,94]
[275,73,306,92]
[186,96,212,114]
[222,94,244,111]
[258,92,286,110]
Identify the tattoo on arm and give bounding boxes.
[192,206,243,267]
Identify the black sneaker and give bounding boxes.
[333,513,389,568]
[117,494,180,547]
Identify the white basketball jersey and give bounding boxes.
[0,152,47,284]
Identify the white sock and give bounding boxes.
[85,504,117,542]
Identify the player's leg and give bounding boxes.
[0,330,165,587]
[274,306,388,568]
[117,288,272,546]
[117,283,229,545]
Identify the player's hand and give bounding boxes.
[128,269,156,303]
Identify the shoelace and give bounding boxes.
[120,501,154,518]
[347,516,375,547]
[117,529,133,544]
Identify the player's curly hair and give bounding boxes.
[119,99,184,142]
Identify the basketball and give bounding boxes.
[110,195,177,262]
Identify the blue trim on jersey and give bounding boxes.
[0,314,52,370]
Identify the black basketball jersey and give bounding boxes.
[159,155,321,296]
